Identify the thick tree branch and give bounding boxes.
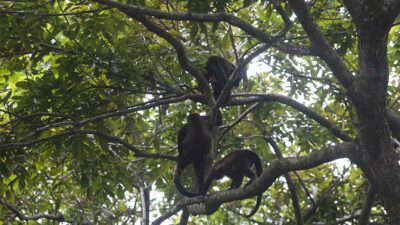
[269,0,291,27]
[166,142,355,217]
[92,0,313,56]
[287,0,354,90]
[230,93,353,142]
[343,0,400,26]
[334,0,400,221]
[2,93,353,151]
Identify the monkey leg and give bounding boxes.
[202,154,214,180]
[193,155,214,193]
[229,175,244,189]
[211,83,223,100]
[193,160,205,193]
[201,168,216,195]
[244,169,256,187]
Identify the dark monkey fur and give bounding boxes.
[203,56,244,102]
[174,113,216,197]
[202,150,263,217]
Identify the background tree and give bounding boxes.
[0,0,399,224]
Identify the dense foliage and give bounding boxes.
[0,0,399,224]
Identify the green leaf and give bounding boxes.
[243,0,253,7]
[80,174,91,189]
[189,23,199,39]
[72,138,85,166]
[0,163,10,177]
[1,90,12,102]
[221,33,231,50]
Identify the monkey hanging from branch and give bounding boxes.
[174,112,221,197]
[202,150,263,217]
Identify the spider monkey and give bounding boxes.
[174,113,216,197]
[202,150,263,217]
[203,56,244,102]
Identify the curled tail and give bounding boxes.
[246,193,262,217]
[173,167,200,197]
[245,150,263,217]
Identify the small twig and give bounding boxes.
[262,132,304,225]
[219,103,260,142]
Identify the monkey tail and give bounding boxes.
[173,167,201,197]
[246,150,263,217]
[246,193,262,217]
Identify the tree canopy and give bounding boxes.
[1,0,400,224]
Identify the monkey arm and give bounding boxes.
[177,125,188,156]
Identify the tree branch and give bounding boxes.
[0,129,177,160]
[230,93,353,142]
[3,92,355,147]
[92,0,314,56]
[0,7,110,17]
[215,44,271,109]
[358,185,376,225]
[0,198,68,223]
[263,133,304,225]
[91,1,213,105]
[211,44,276,130]
[163,142,355,218]
[178,207,189,225]
[287,0,354,90]
[138,173,150,225]
[151,196,205,225]
[30,95,190,134]
[219,103,260,142]
[387,109,400,141]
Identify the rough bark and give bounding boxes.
[343,0,400,223]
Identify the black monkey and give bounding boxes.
[202,150,262,217]
[174,113,215,197]
[204,56,244,102]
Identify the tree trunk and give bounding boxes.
[345,1,400,222]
